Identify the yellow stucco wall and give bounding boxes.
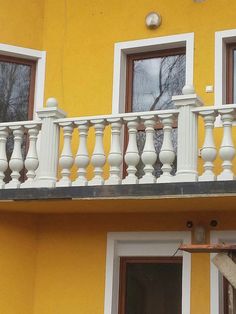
[23,210,236,314]
[42,0,236,113]
[0,213,38,314]
[0,0,236,314]
[0,0,44,49]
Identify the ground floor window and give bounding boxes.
[118,256,182,314]
[104,232,191,314]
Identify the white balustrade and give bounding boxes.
[198,110,217,181]
[157,114,175,183]
[6,126,24,189]
[0,127,8,189]
[88,119,106,186]
[21,124,40,188]
[105,118,123,185]
[72,121,90,186]
[139,115,157,184]
[122,117,140,185]
[217,109,236,181]
[56,122,74,187]
[1,92,235,190]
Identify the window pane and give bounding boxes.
[132,54,186,112]
[124,261,182,314]
[234,50,236,103]
[0,61,32,122]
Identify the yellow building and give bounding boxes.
[0,0,236,313]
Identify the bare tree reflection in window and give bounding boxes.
[131,54,185,178]
[0,61,32,182]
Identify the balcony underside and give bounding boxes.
[1,181,236,214]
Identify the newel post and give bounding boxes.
[35,98,66,187]
[173,86,203,182]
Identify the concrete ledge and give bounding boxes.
[1,180,236,201]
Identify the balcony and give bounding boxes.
[0,86,236,212]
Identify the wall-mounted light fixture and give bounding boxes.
[145,12,162,29]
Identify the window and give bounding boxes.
[0,55,36,122]
[0,44,46,182]
[215,29,236,111]
[125,48,186,113]
[210,231,236,314]
[104,232,191,314]
[0,43,46,117]
[119,257,182,314]
[226,43,236,104]
[223,267,236,314]
[112,33,194,114]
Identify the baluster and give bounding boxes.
[122,117,140,185]
[6,126,24,189]
[157,114,175,183]
[72,121,90,186]
[0,127,8,188]
[199,110,217,181]
[139,115,157,184]
[88,119,106,186]
[217,109,236,180]
[21,124,40,188]
[105,118,123,185]
[57,122,74,187]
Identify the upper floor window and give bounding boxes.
[126,48,186,113]
[0,55,36,122]
[112,33,194,114]
[226,43,236,104]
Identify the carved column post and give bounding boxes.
[122,117,140,185]
[88,119,106,186]
[105,118,123,185]
[0,127,8,188]
[21,124,40,188]
[157,113,175,183]
[217,109,236,180]
[57,122,74,187]
[199,110,217,181]
[139,115,157,184]
[6,126,24,189]
[73,121,90,186]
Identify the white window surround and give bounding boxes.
[210,230,236,314]
[112,33,194,114]
[0,43,46,119]
[215,29,236,126]
[104,231,191,314]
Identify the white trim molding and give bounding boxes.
[104,231,191,314]
[210,230,236,314]
[0,43,46,118]
[112,33,194,114]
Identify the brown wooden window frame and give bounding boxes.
[226,43,236,104]
[0,54,36,120]
[118,256,183,314]
[125,47,186,114]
